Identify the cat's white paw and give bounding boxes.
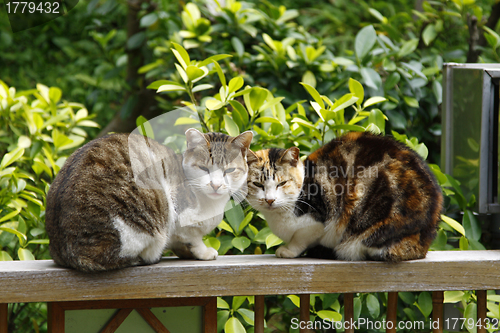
[275,246,299,258]
[196,247,219,260]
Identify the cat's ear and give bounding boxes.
[247,150,259,165]
[281,147,300,167]
[185,128,208,149]
[231,131,253,157]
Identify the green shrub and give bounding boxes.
[0,80,97,262]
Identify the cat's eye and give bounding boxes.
[253,182,264,189]
[198,166,209,172]
[277,180,287,188]
[224,168,236,175]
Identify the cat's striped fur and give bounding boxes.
[46,129,252,272]
[246,132,442,261]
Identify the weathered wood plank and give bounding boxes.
[1,251,499,303]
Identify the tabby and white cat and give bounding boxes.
[46,129,253,272]
[246,132,442,261]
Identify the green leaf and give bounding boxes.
[463,210,481,241]
[403,96,419,108]
[210,60,226,87]
[360,67,382,90]
[225,317,246,333]
[291,117,317,130]
[228,77,244,95]
[287,295,300,308]
[317,310,342,322]
[232,296,246,310]
[224,115,240,136]
[205,98,225,110]
[265,234,283,249]
[218,220,234,233]
[368,109,386,134]
[248,88,268,114]
[300,82,325,109]
[441,215,465,236]
[432,80,443,104]
[353,297,362,321]
[330,124,365,132]
[186,65,206,82]
[464,303,477,333]
[48,87,62,104]
[17,136,31,149]
[355,25,377,59]
[302,71,316,88]
[232,37,244,57]
[0,209,21,223]
[444,291,465,303]
[27,239,50,245]
[174,117,200,125]
[417,291,432,318]
[217,297,230,309]
[385,72,401,90]
[174,63,188,83]
[229,101,249,127]
[398,39,419,58]
[192,84,213,93]
[198,54,232,68]
[365,123,381,134]
[363,97,387,109]
[171,42,190,69]
[1,147,25,168]
[399,292,415,305]
[253,227,273,243]
[127,32,146,50]
[52,130,73,149]
[232,237,251,253]
[225,201,245,234]
[0,225,27,247]
[0,251,13,261]
[238,212,254,233]
[203,237,221,251]
[236,308,255,326]
[140,12,158,27]
[366,294,380,318]
[147,80,182,90]
[18,248,35,261]
[254,117,282,125]
[459,236,469,250]
[332,93,358,113]
[259,97,285,113]
[136,115,155,140]
[422,24,438,46]
[348,78,364,107]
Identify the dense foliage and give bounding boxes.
[2,0,500,332]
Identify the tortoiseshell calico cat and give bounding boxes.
[247,132,442,261]
[46,129,252,272]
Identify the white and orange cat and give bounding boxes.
[246,132,442,261]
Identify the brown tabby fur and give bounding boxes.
[46,131,252,272]
[247,132,443,261]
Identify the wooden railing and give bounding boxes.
[1,250,500,332]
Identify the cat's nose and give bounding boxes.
[266,199,275,206]
[210,182,221,192]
